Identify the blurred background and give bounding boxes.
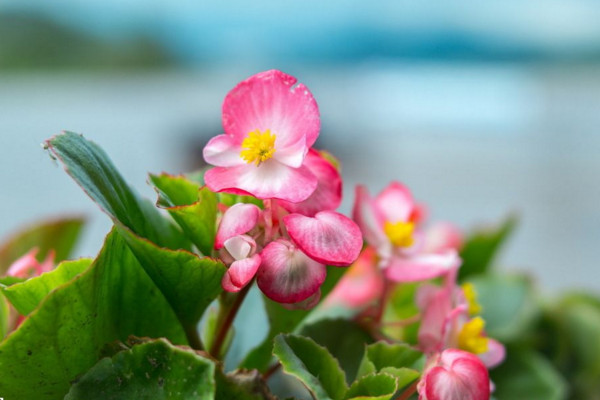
[1,0,599,297]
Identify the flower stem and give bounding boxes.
[395,380,419,400]
[263,362,281,380]
[209,283,252,358]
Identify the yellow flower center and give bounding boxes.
[384,221,415,248]
[462,283,483,315]
[240,130,276,166]
[458,316,489,354]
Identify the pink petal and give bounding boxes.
[418,286,453,354]
[215,203,261,249]
[375,181,416,223]
[228,254,261,288]
[282,289,322,310]
[424,222,463,254]
[352,185,388,249]
[272,135,307,168]
[223,235,256,260]
[256,239,326,303]
[203,134,245,167]
[222,271,242,292]
[278,149,342,217]
[325,247,383,308]
[205,161,317,203]
[7,248,40,278]
[222,70,320,149]
[478,339,505,369]
[425,350,490,400]
[385,250,461,283]
[283,211,363,266]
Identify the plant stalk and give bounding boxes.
[395,380,419,400]
[209,283,252,358]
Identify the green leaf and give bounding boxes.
[273,334,348,400]
[241,265,347,371]
[65,339,216,400]
[345,373,398,400]
[0,216,85,274]
[0,230,186,400]
[301,319,374,383]
[469,274,538,343]
[491,348,567,400]
[116,225,225,333]
[1,258,91,315]
[356,342,422,379]
[46,131,187,250]
[0,296,8,339]
[150,173,218,256]
[47,132,226,336]
[459,215,517,280]
[184,168,263,208]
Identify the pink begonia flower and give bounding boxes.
[214,203,262,249]
[203,70,320,203]
[278,149,342,217]
[418,349,490,400]
[220,235,261,293]
[423,222,463,254]
[352,182,459,282]
[7,248,54,279]
[325,247,384,308]
[416,283,505,369]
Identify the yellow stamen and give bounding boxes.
[462,283,483,315]
[458,316,489,354]
[384,221,415,248]
[240,130,276,166]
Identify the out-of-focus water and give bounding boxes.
[1,64,599,294]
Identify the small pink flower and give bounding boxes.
[418,349,490,400]
[7,248,54,279]
[203,70,320,203]
[220,235,261,293]
[352,182,459,282]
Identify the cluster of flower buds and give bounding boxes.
[202,70,362,307]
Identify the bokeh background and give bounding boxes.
[1,0,599,298]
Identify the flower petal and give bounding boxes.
[6,248,40,278]
[282,289,322,310]
[222,70,320,149]
[353,185,388,249]
[424,222,463,254]
[273,135,307,168]
[279,149,342,216]
[205,160,317,203]
[228,254,261,288]
[284,211,362,266]
[375,181,415,223]
[223,235,256,260]
[215,203,261,249]
[385,250,461,283]
[257,239,326,303]
[425,350,490,400]
[478,339,505,369]
[222,271,242,293]
[202,134,245,167]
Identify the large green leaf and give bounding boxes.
[46,131,187,250]
[0,230,186,400]
[47,132,226,338]
[273,334,348,400]
[469,274,538,343]
[241,266,347,371]
[0,296,8,339]
[65,339,216,400]
[459,215,517,280]
[345,373,398,400]
[150,173,218,256]
[215,369,277,400]
[1,258,91,315]
[491,348,567,400]
[300,319,374,383]
[0,216,85,274]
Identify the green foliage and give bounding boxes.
[65,339,216,400]
[273,334,348,400]
[345,373,398,400]
[0,296,8,340]
[150,173,218,256]
[300,319,374,383]
[491,348,567,400]
[241,265,347,371]
[0,216,85,274]
[47,132,226,339]
[0,230,186,399]
[355,342,420,391]
[215,369,277,400]
[1,258,91,315]
[459,215,517,280]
